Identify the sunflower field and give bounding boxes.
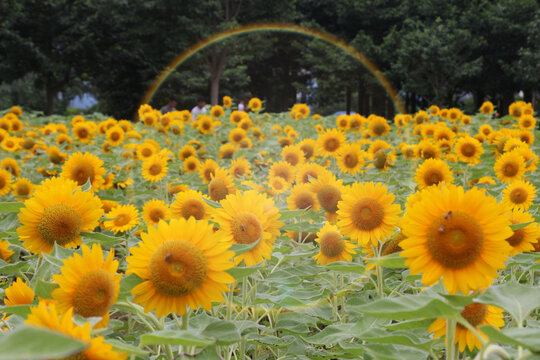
[0,99,539,360]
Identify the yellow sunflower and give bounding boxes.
[368,116,390,137]
[1,136,20,152]
[104,204,140,234]
[268,175,290,194]
[17,178,104,254]
[197,115,215,134]
[210,105,224,118]
[513,146,538,172]
[47,146,67,165]
[317,128,346,157]
[26,301,127,359]
[0,239,14,262]
[12,177,33,198]
[502,180,536,210]
[208,168,236,202]
[199,159,219,183]
[314,222,356,265]
[0,157,20,176]
[400,185,512,294]
[337,182,401,246]
[183,156,200,173]
[219,143,237,159]
[142,155,168,182]
[223,95,232,107]
[212,190,283,266]
[4,278,35,305]
[287,183,320,211]
[336,115,350,130]
[0,169,13,196]
[414,159,454,189]
[494,151,526,183]
[126,217,234,317]
[310,172,345,216]
[337,143,365,174]
[295,162,329,185]
[142,199,171,226]
[298,139,317,160]
[248,97,262,111]
[105,125,124,146]
[171,189,212,220]
[417,140,440,160]
[61,152,106,190]
[480,101,494,114]
[228,128,247,145]
[518,114,536,130]
[52,244,120,328]
[269,161,295,184]
[72,122,94,143]
[230,157,252,179]
[281,145,305,167]
[504,208,540,256]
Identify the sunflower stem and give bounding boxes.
[446,319,458,360]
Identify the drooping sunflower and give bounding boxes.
[171,189,212,220]
[0,239,14,262]
[317,128,346,157]
[212,190,283,266]
[230,157,252,179]
[142,155,168,182]
[400,185,512,294]
[310,172,345,217]
[269,161,296,184]
[17,178,104,254]
[208,168,236,202]
[337,182,401,246]
[455,137,484,165]
[12,177,34,198]
[126,217,234,317]
[494,151,526,183]
[414,159,454,189]
[142,199,171,226]
[0,169,13,196]
[26,301,127,359]
[337,143,365,174]
[314,222,356,265]
[504,208,540,256]
[4,278,35,305]
[52,244,120,328]
[502,180,536,210]
[281,145,305,167]
[61,152,106,190]
[287,183,320,211]
[429,303,504,352]
[104,204,140,234]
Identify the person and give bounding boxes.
[191,99,207,120]
[238,99,246,112]
[160,98,177,114]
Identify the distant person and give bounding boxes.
[160,98,177,114]
[238,99,246,112]
[191,99,207,120]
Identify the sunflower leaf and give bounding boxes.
[230,239,260,256]
[509,221,535,231]
[324,261,366,274]
[0,202,23,213]
[140,330,215,347]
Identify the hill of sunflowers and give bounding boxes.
[0,98,538,360]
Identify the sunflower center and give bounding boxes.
[350,198,384,231]
[208,178,229,202]
[300,144,314,159]
[148,163,162,176]
[141,148,152,157]
[319,231,345,258]
[522,119,531,127]
[231,212,263,244]
[424,168,444,186]
[285,153,300,166]
[461,144,476,157]
[233,166,246,177]
[149,240,207,297]
[37,204,83,246]
[16,183,30,195]
[373,150,387,169]
[202,121,211,130]
[426,211,484,269]
[72,269,115,317]
[22,138,35,149]
[506,220,525,247]
[503,162,518,177]
[149,208,165,223]
[232,133,243,142]
[114,214,131,227]
[422,148,436,159]
[344,152,359,168]
[203,168,215,182]
[49,152,63,164]
[0,176,5,189]
[186,161,196,171]
[181,199,205,220]
[110,132,120,141]
[458,303,488,328]
[372,123,386,136]
[71,162,95,186]
[77,128,89,138]
[324,138,340,152]
[295,192,315,210]
[317,184,341,213]
[509,188,527,204]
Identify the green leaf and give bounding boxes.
[81,232,123,246]
[509,221,535,231]
[227,266,262,280]
[202,196,221,208]
[0,260,30,275]
[201,320,241,345]
[42,253,64,268]
[0,202,23,213]
[0,305,32,317]
[118,274,143,301]
[105,339,148,355]
[230,240,260,256]
[34,280,58,299]
[480,325,540,351]
[0,325,87,360]
[357,328,437,352]
[383,319,434,331]
[324,261,366,274]
[477,281,540,324]
[364,253,406,268]
[140,330,215,347]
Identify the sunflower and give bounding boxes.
[368,116,390,137]
[17,178,104,254]
[281,145,305,167]
[142,155,168,182]
[61,152,106,190]
[208,168,236,202]
[142,199,171,226]
[519,130,534,146]
[337,143,365,174]
[314,223,356,265]
[26,301,127,359]
[298,139,317,160]
[198,159,219,183]
[228,128,247,145]
[287,183,319,211]
[400,185,512,294]
[73,122,94,143]
[4,278,34,305]
[197,115,215,134]
[171,189,212,221]
[337,182,401,246]
[230,111,245,125]
[415,159,454,189]
[1,136,20,152]
[219,143,237,159]
[104,204,140,234]
[371,149,396,171]
[182,156,200,174]
[106,125,124,146]
[12,177,33,198]
[317,128,346,157]
[269,161,295,184]
[414,110,430,124]
[212,190,283,266]
[480,101,494,114]
[230,157,252,179]
[295,162,328,185]
[518,114,536,130]
[223,95,232,107]
[502,180,536,210]
[504,208,540,256]
[268,176,289,194]
[51,244,120,328]
[428,105,440,116]
[503,138,526,153]
[0,157,20,176]
[0,168,12,197]
[336,115,350,130]
[310,172,345,218]
[494,151,526,183]
[126,217,234,317]
[513,146,538,172]
[47,146,67,165]
[429,303,504,352]
[417,140,440,160]
[0,239,14,262]
[248,97,262,111]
